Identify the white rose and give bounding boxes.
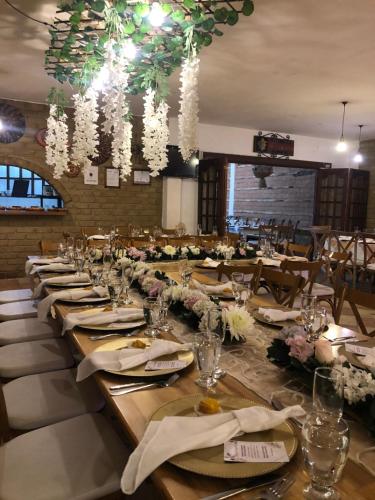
[163,245,176,256]
[180,246,188,256]
[314,339,334,365]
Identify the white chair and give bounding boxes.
[0,300,37,321]
[0,288,33,304]
[0,318,58,346]
[4,369,105,430]
[0,413,127,500]
[0,338,74,378]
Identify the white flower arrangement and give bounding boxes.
[178,53,200,161]
[46,104,70,179]
[216,244,235,257]
[222,306,254,341]
[71,88,99,174]
[180,246,189,257]
[162,245,177,257]
[188,245,201,255]
[335,364,375,405]
[142,88,169,176]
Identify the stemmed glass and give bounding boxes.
[231,272,244,305]
[143,297,161,338]
[158,290,172,332]
[207,307,226,379]
[193,332,220,389]
[302,412,349,500]
[301,294,318,342]
[90,265,103,286]
[107,275,123,309]
[178,258,193,286]
[313,367,344,424]
[75,238,84,253]
[74,251,85,278]
[121,267,134,305]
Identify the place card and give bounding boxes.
[224,441,290,463]
[145,360,187,371]
[345,343,375,358]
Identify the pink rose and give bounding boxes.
[183,295,202,310]
[148,280,164,297]
[285,335,314,363]
[239,248,246,256]
[314,339,334,365]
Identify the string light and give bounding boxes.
[149,2,166,27]
[336,101,348,152]
[121,40,137,61]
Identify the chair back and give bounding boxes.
[39,240,59,256]
[280,259,323,295]
[260,266,305,308]
[335,283,375,337]
[216,262,263,292]
[360,233,375,272]
[310,225,331,257]
[285,242,312,259]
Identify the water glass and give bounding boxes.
[143,297,161,338]
[193,333,220,389]
[301,293,317,310]
[313,367,344,424]
[302,413,349,499]
[107,277,122,309]
[90,265,103,286]
[74,252,85,278]
[121,269,134,305]
[158,293,172,332]
[75,238,84,252]
[231,272,244,306]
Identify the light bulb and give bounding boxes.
[149,2,166,27]
[91,65,109,91]
[336,138,347,152]
[190,155,199,167]
[121,40,137,60]
[0,119,3,131]
[353,152,363,163]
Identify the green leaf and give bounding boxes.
[214,28,223,36]
[171,10,185,23]
[74,0,85,13]
[134,3,150,16]
[242,0,254,16]
[115,0,127,13]
[139,20,151,33]
[161,3,172,15]
[226,10,238,25]
[183,0,195,9]
[133,13,143,26]
[202,18,215,31]
[92,0,105,12]
[124,21,136,34]
[70,12,81,25]
[213,8,227,22]
[132,32,145,43]
[202,32,212,46]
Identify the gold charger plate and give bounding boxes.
[48,282,92,288]
[338,339,375,370]
[253,310,300,329]
[150,395,297,478]
[81,319,146,331]
[94,337,194,377]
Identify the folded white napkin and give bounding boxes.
[87,234,108,240]
[122,404,305,494]
[25,257,67,275]
[62,306,144,334]
[33,273,91,298]
[192,279,232,295]
[37,286,108,321]
[258,308,300,322]
[77,339,192,381]
[255,257,281,267]
[30,262,75,275]
[201,257,219,268]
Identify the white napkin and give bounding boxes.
[76,339,192,381]
[201,257,219,268]
[30,262,75,275]
[192,279,233,295]
[33,273,91,298]
[37,286,108,321]
[62,307,144,334]
[87,234,107,240]
[258,308,300,322]
[25,257,67,275]
[255,257,281,267]
[122,404,305,494]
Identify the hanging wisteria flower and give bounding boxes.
[178,53,200,161]
[45,104,70,179]
[71,88,99,174]
[142,88,169,176]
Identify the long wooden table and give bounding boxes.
[42,269,375,500]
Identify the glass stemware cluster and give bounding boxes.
[301,294,327,342]
[231,272,253,307]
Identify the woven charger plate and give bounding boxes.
[150,395,297,478]
[94,337,194,377]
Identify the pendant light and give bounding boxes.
[336,101,348,152]
[353,125,364,163]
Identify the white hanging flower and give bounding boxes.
[142,88,169,177]
[71,87,99,174]
[45,104,69,179]
[178,54,200,161]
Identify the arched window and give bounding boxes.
[0,164,64,209]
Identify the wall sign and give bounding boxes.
[253,132,294,159]
[133,170,150,185]
[105,167,120,188]
[83,166,98,185]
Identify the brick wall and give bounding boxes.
[228,164,316,227]
[0,99,162,278]
[359,139,375,230]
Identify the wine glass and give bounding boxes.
[121,267,134,305]
[302,412,349,500]
[143,297,161,338]
[90,265,103,286]
[158,290,172,332]
[301,294,318,341]
[74,251,85,278]
[206,307,226,380]
[231,272,244,305]
[193,333,220,389]
[107,276,122,309]
[313,367,344,424]
[75,238,84,252]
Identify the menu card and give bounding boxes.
[145,360,187,371]
[224,441,289,463]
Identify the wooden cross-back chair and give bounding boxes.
[285,242,312,259]
[216,262,263,292]
[39,240,59,256]
[260,266,305,308]
[359,233,375,280]
[325,231,357,273]
[280,259,323,295]
[258,225,275,243]
[322,249,352,284]
[310,225,331,258]
[274,224,294,246]
[167,237,197,247]
[335,284,375,337]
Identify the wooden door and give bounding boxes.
[314,169,349,230]
[347,170,369,231]
[198,158,228,236]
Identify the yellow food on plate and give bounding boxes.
[131,339,147,349]
[198,397,222,415]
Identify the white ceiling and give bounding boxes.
[1,0,375,140]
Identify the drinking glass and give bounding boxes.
[206,307,226,379]
[75,238,84,252]
[313,367,344,424]
[301,294,318,341]
[301,293,317,310]
[231,272,244,305]
[193,333,220,389]
[158,292,172,332]
[66,236,74,253]
[107,276,122,309]
[90,265,103,286]
[102,246,113,279]
[302,413,349,499]
[143,297,161,338]
[121,268,134,305]
[57,242,66,259]
[178,258,193,286]
[74,252,85,278]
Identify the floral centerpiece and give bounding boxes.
[267,326,375,436]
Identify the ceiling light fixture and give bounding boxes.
[148,2,166,27]
[353,124,364,164]
[336,101,348,152]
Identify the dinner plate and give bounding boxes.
[338,339,375,370]
[80,319,146,331]
[150,395,297,478]
[59,296,110,304]
[40,267,76,273]
[93,337,194,377]
[253,310,300,329]
[195,263,220,269]
[48,282,92,288]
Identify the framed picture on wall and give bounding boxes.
[105,167,120,188]
[84,166,99,185]
[133,170,150,185]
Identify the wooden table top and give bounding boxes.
[42,269,374,500]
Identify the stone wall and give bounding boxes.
[228,164,316,228]
[0,99,162,278]
[359,139,375,231]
